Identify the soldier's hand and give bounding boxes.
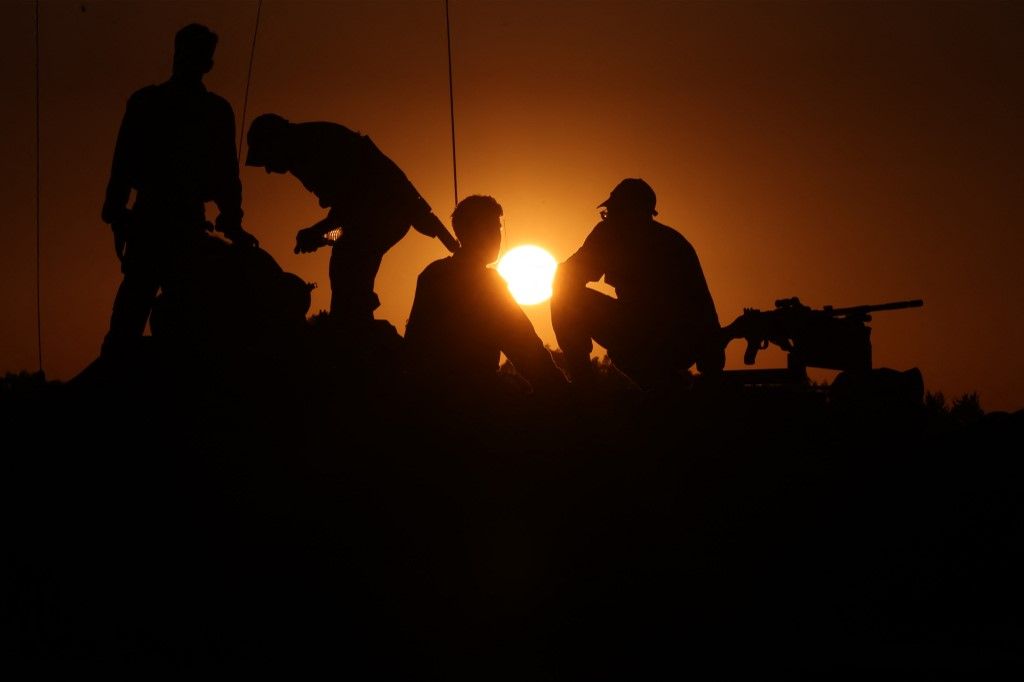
[438,229,460,254]
[226,227,259,249]
[697,343,727,375]
[294,226,328,254]
[111,222,128,263]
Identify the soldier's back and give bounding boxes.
[127,80,234,213]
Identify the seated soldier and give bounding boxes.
[552,178,724,391]
[404,195,567,394]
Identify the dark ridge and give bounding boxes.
[3,329,1021,675]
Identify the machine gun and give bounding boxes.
[721,297,924,374]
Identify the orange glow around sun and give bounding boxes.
[497,245,558,305]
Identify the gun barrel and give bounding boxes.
[830,299,924,316]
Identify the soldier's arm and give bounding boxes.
[357,134,460,252]
[678,243,726,373]
[411,208,460,253]
[211,100,245,237]
[403,268,435,352]
[681,244,721,330]
[554,225,606,292]
[382,165,459,252]
[495,275,568,391]
[101,94,140,226]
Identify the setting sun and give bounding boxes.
[497,245,558,305]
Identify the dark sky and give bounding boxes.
[2,1,1022,410]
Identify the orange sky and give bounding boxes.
[1,1,1022,410]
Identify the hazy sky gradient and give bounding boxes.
[2,1,1022,410]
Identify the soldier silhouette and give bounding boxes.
[405,195,566,394]
[244,114,459,328]
[551,178,724,390]
[100,23,258,356]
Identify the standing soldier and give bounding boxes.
[101,23,258,356]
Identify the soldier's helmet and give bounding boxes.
[598,178,658,217]
[245,113,290,167]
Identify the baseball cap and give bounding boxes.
[598,178,658,216]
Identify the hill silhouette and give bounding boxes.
[3,321,1022,676]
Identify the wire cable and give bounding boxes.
[35,0,43,374]
[238,0,264,163]
[444,0,458,207]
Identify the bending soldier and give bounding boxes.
[244,113,459,327]
[101,23,257,356]
[551,178,724,390]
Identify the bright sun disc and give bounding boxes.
[497,245,558,305]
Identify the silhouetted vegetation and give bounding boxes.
[927,389,979,417]
[0,370,50,399]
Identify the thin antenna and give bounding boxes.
[238,0,264,162]
[444,0,459,206]
[35,0,43,374]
